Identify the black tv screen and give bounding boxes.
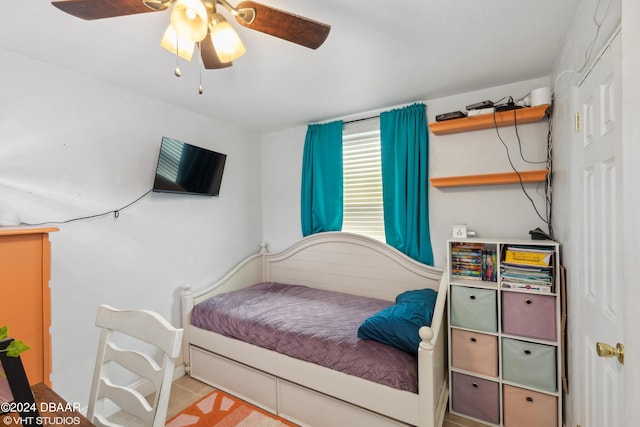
[152,136,227,196]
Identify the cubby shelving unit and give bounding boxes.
[447,238,563,427]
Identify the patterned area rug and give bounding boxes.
[166,389,298,427]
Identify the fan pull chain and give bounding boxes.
[174,32,182,77]
[198,42,204,94]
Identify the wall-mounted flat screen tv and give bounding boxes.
[152,136,227,196]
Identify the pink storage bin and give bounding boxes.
[502,291,556,341]
[503,384,558,427]
[451,329,498,377]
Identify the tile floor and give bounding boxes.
[151,375,489,427]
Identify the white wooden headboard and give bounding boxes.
[188,231,443,308]
[264,232,443,301]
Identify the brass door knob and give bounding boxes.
[596,342,624,364]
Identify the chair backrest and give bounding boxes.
[87,304,184,427]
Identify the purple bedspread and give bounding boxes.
[191,282,418,393]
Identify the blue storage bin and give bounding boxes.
[450,286,497,332]
[502,338,557,392]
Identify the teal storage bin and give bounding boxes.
[450,286,497,332]
[502,338,557,392]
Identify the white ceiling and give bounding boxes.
[1,0,580,133]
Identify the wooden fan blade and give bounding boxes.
[200,36,233,69]
[235,1,330,49]
[51,0,165,20]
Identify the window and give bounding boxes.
[342,119,385,242]
[155,137,182,182]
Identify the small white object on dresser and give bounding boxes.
[447,238,563,427]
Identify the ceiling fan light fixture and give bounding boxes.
[209,13,246,63]
[170,0,209,42]
[143,0,175,11]
[160,24,195,61]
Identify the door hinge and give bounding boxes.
[575,112,581,132]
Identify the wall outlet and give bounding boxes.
[452,225,467,238]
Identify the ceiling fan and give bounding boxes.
[51,0,331,71]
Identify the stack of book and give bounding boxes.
[500,245,555,293]
[451,242,497,282]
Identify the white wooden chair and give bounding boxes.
[87,304,184,427]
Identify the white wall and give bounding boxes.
[0,49,263,407]
[261,77,552,267]
[260,126,307,251]
[549,0,624,425]
[427,78,551,266]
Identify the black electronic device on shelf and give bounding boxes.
[435,111,467,122]
[494,101,524,112]
[466,100,494,110]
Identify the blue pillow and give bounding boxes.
[357,289,438,354]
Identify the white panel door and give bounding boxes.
[576,31,625,427]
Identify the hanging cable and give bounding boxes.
[544,107,555,240]
[22,189,153,227]
[552,0,605,94]
[512,106,547,165]
[492,108,551,229]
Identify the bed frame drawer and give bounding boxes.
[451,329,498,377]
[278,380,409,427]
[503,384,558,427]
[189,345,278,412]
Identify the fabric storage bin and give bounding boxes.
[502,338,557,392]
[503,384,558,427]
[450,286,497,332]
[451,329,498,377]
[502,292,557,341]
[450,372,500,425]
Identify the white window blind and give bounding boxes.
[342,119,385,242]
[156,137,182,182]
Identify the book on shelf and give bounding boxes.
[503,245,555,267]
[500,259,555,292]
[501,267,552,281]
[450,242,497,282]
[501,280,554,293]
[482,248,497,281]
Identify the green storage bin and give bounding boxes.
[450,286,497,332]
[502,338,557,392]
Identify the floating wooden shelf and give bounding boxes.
[430,169,549,188]
[429,104,550,135]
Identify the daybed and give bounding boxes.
[181,232,448,427]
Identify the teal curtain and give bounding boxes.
[380,103,433,265]
[300,120,344,236]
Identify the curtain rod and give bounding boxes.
[314,101,426,126]
[343,115,379,125]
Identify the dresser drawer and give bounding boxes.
[450,286,497,332]
[451,329,498,377]
[502,292,557,341]
[502,338,557,392]
[503,384,558,427]
[451,372,500,425]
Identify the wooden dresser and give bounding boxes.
[0,227,58,387]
